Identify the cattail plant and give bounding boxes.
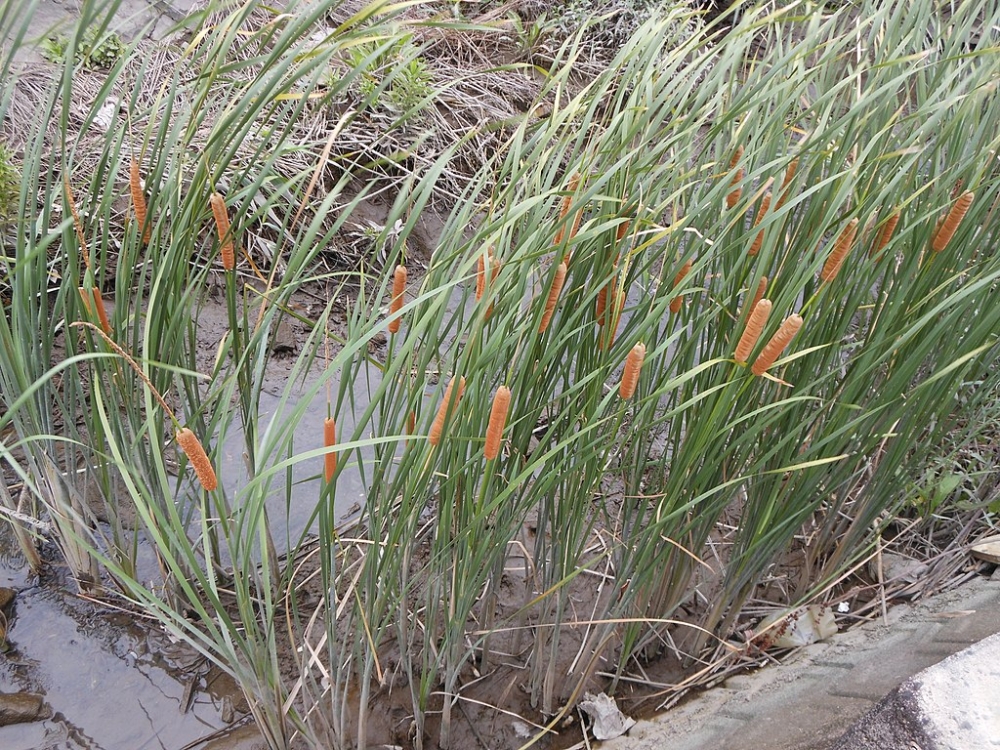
[429,376,466,447]
[539,262,567,333]
[476,252,488,301]
[130,159,151,245]
[932,190,974,251]
[669,259,693,314]
[751,314,804,376]
[735,299,772,363]
[749,191,772,256]
[872,209,901,257]
[210,192,235,271]
[388,264,407,334]
[726,145,744,209]
[324,417,336,482]
[775,156,798,210]
[619,342,646,399]
[64,175,91,271]
[484,386,511,460]
[553,172,581,246]
[176,427,218,491]
[820,218,859,282]
[596,284,609,325]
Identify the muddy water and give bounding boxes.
[0,527,245,749]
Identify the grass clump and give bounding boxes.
[2,0,1000,747]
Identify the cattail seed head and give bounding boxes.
[64,175,91,272]
[821,218,859,282]
[476,253,487,301]
[749,191,772,256]
[616,218,631,241]
[751,314,803,376]
[210,192,235,271]
[324,417,336,482]
[92,288,113,335]
[484,386,511,460]
[735,299,772,363]
[932,190,974,252]
[619,342,646,400]
[726,168,744,209]
[595,284,609,325]
[539,262,567,333]
[554,172,581,246]
[775,157,798,210]
[388,265,407,334]
[176,427,218,491]
[669,259,693,314]
[729,144,744,169]
[748,275,768,314]
[130,160,151,245]
[429,376,466,447]
[872,210,900,257]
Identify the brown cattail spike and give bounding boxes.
[476,253,487,301]
[388,265,407,334]
[324,418,336,482]
[749,192,772,256]
[735,299,772,363]
[821,218,859,283]
[616,218,631,241]
[726,168,744,209]
[751,314,804,376]
[619,342,646,400]
[130,160,151,245]
[176,428,218,491]
[92,288,113,335]
[429,376,466,447]
[484,386,511,460]
[669,259,693,314]
[748,276,768,314]
[539,262,567,333]
[932,191,974,252]
[775,157,798,210]
[210,192,235,271]
[595,284,609,326]
[872,210,900,257]
[554,172,581,246]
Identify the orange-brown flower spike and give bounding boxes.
[748,275,768,314]
[539,262,567,333]
[210,192,235,271]
[92,288,113,335]
[751,314,804,376]
[775,157,798,210]
[176,427,218,491]
[932,191,974,252]
[749,191,772,256]
[735,299,772,363]
[726,145,745,209]
[484,386,511,460]
[619,342,646,400]
[130,159,151,245]
[595,284,609,326]
[669,259,693,314]
[616,218,631,241]
[476,253,487,301]
[872,210,900,257]
[554,172,581,246]
[429,376,466,447]
[323,418,337,482]
[388,264,407,334]
[821,218,859,283]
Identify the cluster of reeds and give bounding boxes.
[2,1,1000,748]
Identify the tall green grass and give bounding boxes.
[2,0,999,746]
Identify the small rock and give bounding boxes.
[0,587,14,609]
[0,692,51,727]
